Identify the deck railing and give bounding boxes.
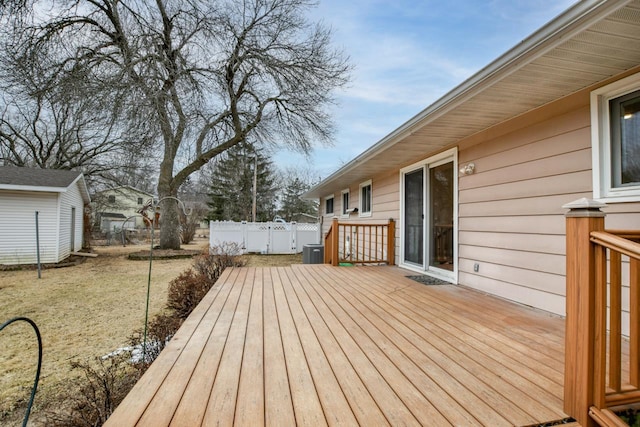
[323,218,395,266]
[564,199,640,427]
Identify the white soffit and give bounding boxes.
[305,0,640,199]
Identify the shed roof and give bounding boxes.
[0,166,91,203]
[305,0,640,199]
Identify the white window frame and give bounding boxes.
[324,195,334,215]
[591,72,640,202]
[341,189,350,217]
[398,147,458,284]
[359,180,372,218]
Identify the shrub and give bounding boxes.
[180,221,198,244]
[166,269,210,320]
[192,242,246,286]
[179,205,207,244]
[129,312,183,371]
[46,354,140,427]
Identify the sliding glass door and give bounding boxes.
[402,151,456,279]
[429,161,454,271]
[404,168,424,266]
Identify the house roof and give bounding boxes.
[0,166,91,203]
[96,185,155,198]
[100,212,127,219]
[304,0,640,199]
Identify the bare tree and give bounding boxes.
[0,0,350,249]
[0,90,154,189]
[0,16,157,189]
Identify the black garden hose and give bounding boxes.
[1,317,43,427]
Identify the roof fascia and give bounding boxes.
[304,0,628,199]
[71,174,92,204]
[0,184,66,193]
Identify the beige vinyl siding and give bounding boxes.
[0,191,59,264]
[458,100,640,318]
[320,170,400,263]
[99,186,152,228]
[365,170,400,222]
[458,105,593,316]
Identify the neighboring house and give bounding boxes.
[0,166,90,265]
[94,186,155,231]
[305,1,640,319]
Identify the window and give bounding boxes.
[108,195,116,203]
[610,90,640,187]
[592,73,640,202]
[137,197,143,205]
[341,189,350,216]
[325,196,334,215]
[359,180,372,217]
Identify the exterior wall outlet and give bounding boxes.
[473,263,480,272]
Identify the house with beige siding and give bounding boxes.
[94,185,155,230]
[0,166,90,265]
[305,0,640,319]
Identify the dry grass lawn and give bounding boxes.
[0,240,303,424]
[243,252,302,267]
[0,241,204,423]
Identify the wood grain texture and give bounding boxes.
[106,265,583,427]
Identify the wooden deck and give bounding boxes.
[105,264,579,426]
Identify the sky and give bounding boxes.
[273,0,578,180]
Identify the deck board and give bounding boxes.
[105,265,578,427]
[203,267,255,426]
[280,266,381,426]
[170,267,245,426]
[296,266,480,426]
[353,268,565,404]
[314,265,535,425]
[234,267,265,426]
[271,267,328,426]
[262,268,296,426]
[286,266,424,426]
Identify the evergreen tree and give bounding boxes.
[207,143,277,222]
[278,175,318,222]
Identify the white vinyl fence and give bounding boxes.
[210,221,320,254]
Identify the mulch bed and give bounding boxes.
[127,249,202,260]
[0,255,87,271]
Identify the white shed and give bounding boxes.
[0,166,91,265]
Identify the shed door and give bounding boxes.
[70,207,76,251]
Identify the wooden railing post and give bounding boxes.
[563,198,606,427]
[331,217,339,266]
[387,219,395,266]
[323,227,331,264]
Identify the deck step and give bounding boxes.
[590,406,628,427]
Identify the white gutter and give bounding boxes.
[0,184,68,193]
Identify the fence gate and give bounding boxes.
[210,221,320,254]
